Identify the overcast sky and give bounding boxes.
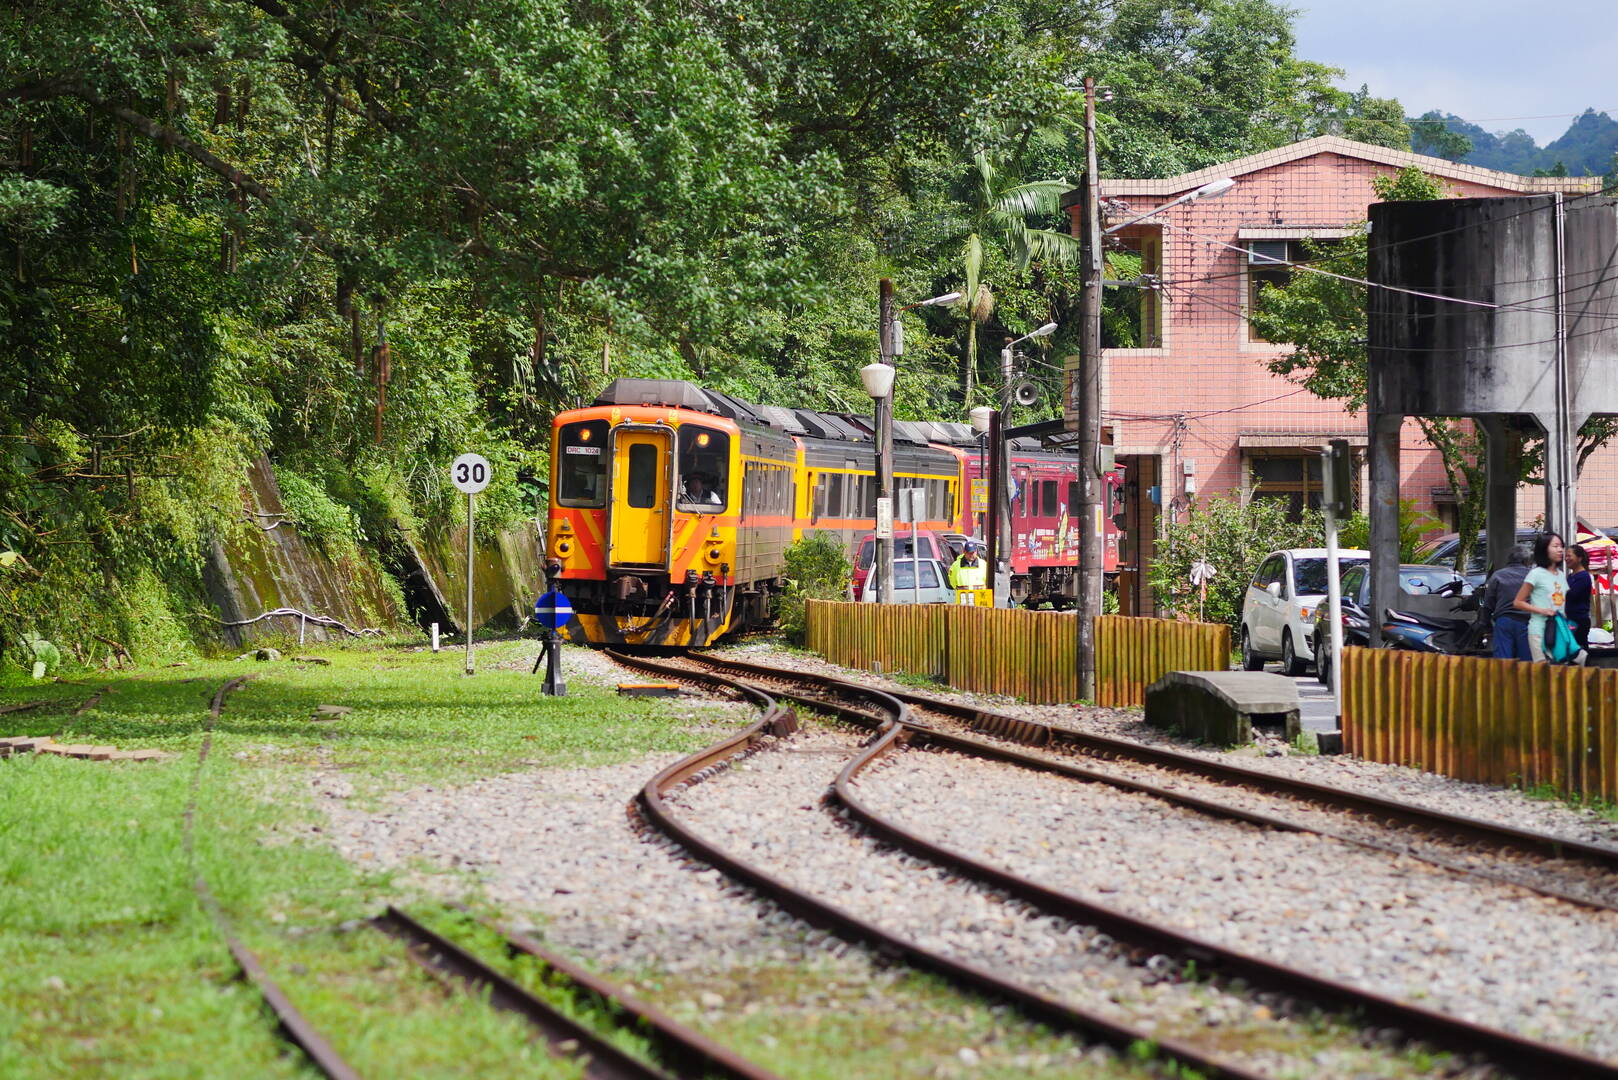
[1290,0,1618,145]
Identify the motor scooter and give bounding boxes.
[1381,590,1492,656]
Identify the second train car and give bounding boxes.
[544,378,1121,647]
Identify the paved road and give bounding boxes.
[1246,661,1340,734]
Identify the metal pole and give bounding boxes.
[1076,74,1104,700]
[998,373,1013,609]
[465,491,476,675]
[986,410,1002,600]
[877,277,896,604]
[911,493,920,605]
[1324,444,1345,725]
[1549,193,1576,543]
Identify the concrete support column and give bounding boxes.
[1479,417,1518,573]
[1368,411,1403,647]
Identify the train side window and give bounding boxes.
[676,426,729,513]
[1068,481,1080,515]
[1041,480,1058,517]
[556,419,609,508]
[828,473,844,517]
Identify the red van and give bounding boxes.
[851,530,964,598]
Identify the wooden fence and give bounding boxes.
[1342,647,1618,801]
[805,601,1229,705]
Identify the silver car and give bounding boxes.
[1241,548,1370,675]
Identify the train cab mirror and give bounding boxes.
[557,420,609,507]
[676,426,730,513]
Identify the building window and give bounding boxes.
[1246,239,1341,343]
[1248,453,1323,521]
[1102,229,1162,349]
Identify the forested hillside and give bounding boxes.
[2,0,1408,666]
[1411,108,1618,177]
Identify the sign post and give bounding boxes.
[450,452,492,675]
[531,589,572,696]
[1323,439,1353,724]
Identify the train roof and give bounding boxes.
[592,378,1066,453]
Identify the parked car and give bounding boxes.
[1241,548,1370,676]
[1421,530,1538,588]
[857,558,954,604]
[1313,563,1467,685]
[851,530,957,599]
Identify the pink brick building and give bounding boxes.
[1062,136,1611,614]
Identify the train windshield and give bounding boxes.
[556,420,609,507]
[676,426,730,513]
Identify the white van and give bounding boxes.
[857,558,954,604]
[1241,548,1369,675]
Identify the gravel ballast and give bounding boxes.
[857,744,1618,1060]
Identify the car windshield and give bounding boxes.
[1293,557,1367,595]
[1400,566,1462,594]
[892,560,941,590]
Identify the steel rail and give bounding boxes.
[188,676,363,1080]
[607,650,1266,1080]
[677,654,1618,1080]
[689,653,1618,869]
[460,908,785,1080]
[374,907,684,1080]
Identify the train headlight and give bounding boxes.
[705,546,723,564]
[556,539,573,557]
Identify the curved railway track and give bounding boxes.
[191,675,779,1080]
[611,649,1618,1080]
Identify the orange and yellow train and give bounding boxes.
[545,378,1119,647]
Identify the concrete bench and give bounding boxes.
[1144,670,1301,747]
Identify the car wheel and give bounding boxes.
[1240,628,1264,671]
[1281,630,1307,677]
[1315,641,1331,685]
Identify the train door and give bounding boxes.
[609,428,671,568]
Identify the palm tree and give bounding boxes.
[960,150,1081,399]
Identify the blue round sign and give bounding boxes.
[533,590,573,630]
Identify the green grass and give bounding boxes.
[0,641,740,1079]
[0,640,1161,1078]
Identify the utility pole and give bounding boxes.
[1075,75,1104,701]
[876,278,897,604]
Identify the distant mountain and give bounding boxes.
[1408,109,1618,178]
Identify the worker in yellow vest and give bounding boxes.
[948,541,987,591]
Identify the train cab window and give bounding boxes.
[676,426,729,513]
[557,420,609,507]
[1041,480,1058,517]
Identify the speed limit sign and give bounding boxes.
[450,453,491,494]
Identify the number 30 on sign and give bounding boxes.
[451,453,492,494]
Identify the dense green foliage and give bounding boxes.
[1149,492,1322,629]
[2,0,1435,666]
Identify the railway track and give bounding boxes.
[699,652,1618,911]
[610,649,1618,1079]
[191,676,780,1080]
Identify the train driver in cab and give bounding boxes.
[681,472,722,507]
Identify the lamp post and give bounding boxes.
[866,283,963,604]
[1075,71,1236,697]
[995,322,1057,607]
[860,356,897,602]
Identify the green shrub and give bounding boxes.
[1149,494,1323,630]
[776,533,852,644]
[272,467,361,553]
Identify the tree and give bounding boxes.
[1409,111,1474,161]
[957,149,1079,400]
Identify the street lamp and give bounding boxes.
[861,358,897,603]
[888,291,963,356]
[1103,177,1235,236]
